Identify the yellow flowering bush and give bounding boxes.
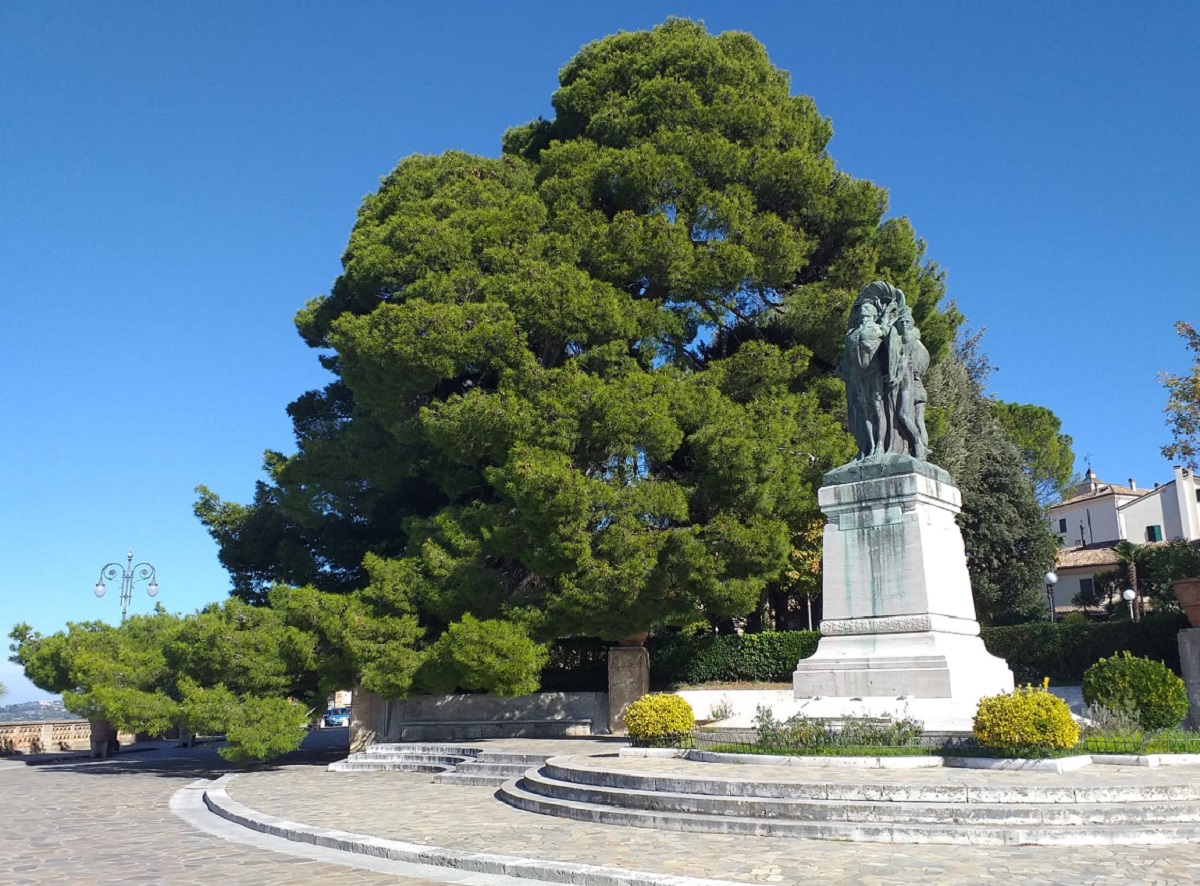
[973,685,1079,755]
[623,693,695,746]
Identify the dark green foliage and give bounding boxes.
[926,339,1058,624]
[980,613,1187,683]
[415,615,549,697]
[648,630,820,686]
[538,638,611,692]
[9,603,317,763]
[992,401,1077,505]
[1082,652,1190,731]
[538,630,821,690]
[1161,320,1200,470]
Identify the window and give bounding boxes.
[1146,525,1164,542]
[1078,577,1097,605]
[1057,518,1067,533]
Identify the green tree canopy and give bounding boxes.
[196,19,964,691]
[992,401,1076,505]
[8,603,313,762]
[926,334,1058,624]
[1161,320,1200,470]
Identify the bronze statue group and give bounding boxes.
[841,281,930,462]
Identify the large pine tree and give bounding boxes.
[196,20,973,692]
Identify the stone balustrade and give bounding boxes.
[0,720,134,755]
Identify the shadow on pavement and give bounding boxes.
[9,727,350,781]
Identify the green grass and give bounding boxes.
[1080,729,1200,755]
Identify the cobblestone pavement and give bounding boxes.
[0,735,451,885]
[227,740,1200,886]
[9,734,1200,885]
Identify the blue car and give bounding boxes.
[322,707,350,728]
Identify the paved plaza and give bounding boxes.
[5,731,1200,884]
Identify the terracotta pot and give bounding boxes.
[1173,578,1200,628]
[617,631,649,647]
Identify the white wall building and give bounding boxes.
[1046,466,1200,611]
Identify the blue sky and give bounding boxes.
[2,2,1197,702]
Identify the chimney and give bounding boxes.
[1129,478,1137,491]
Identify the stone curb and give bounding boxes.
[541,756,1200,804]
[620,746,1200,773]
[499,774,1200,846]
[202,776,745,886]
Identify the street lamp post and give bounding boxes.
[1123,588,1137,622]
[1044,571,1059,623]
[94,549,159,622]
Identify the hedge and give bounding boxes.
[647,631,820,687]
[539,615,1187,691]
[539,631,820,691]
[980,613,1187,684]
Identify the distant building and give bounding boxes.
[1046,466,1200,611]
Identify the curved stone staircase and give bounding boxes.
[497,755,1200,845]
[328,742,553,786]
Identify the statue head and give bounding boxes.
[850,281,905,330]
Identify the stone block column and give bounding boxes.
[608,646,649,734]
[1177,628,1200,731]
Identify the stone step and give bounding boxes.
[447,761,534,776]
[395,721,591,741]
[541,758,1200,805]
[347,752,472,765]
[516,767,1200,827]
[476,752,552,765]
[432,751,553,786]
[328,760,452,773]
[329,742,483,773]
[364,743,482,757]
[432,772,516,787]
[497,777,1200,846]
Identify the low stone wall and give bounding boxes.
[0,720,126,754]
[351,691,609,751]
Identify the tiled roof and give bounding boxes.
[1055,483,1148,507]
[1055,545,1121,569]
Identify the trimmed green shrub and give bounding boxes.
[648,630,820,687]
[980,613,1186,683]
[540,617,1186,693]
[1081,652,1189,730]
[973,686,1079,755]
[623,693,695,746]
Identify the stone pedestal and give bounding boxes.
[608,646,650,735]
[793,457,1013,723]
[89,719,119,758]
[1177,628,1200,731]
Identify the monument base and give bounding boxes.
[794,457,1013,723]
[792,630,1014,699]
